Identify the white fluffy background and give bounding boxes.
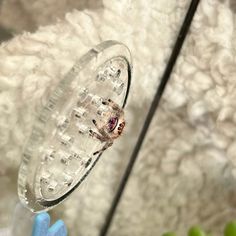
[1,0,236,236]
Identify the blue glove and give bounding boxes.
[32,212,67,236]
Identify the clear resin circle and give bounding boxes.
[18,41,132,212]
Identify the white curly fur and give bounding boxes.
[0,0,236,236]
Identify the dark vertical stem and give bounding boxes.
[99,1,200,235]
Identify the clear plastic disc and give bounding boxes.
[18,40,132,212]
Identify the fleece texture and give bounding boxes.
[0,0,236,236]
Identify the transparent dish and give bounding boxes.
[18,40,132,212]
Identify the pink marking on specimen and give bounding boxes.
[108,117,118,132]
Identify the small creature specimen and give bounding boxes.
[89,99,125,155]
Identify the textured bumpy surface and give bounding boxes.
[0,0,236,236]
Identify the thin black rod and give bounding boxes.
[99,1,200,235]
